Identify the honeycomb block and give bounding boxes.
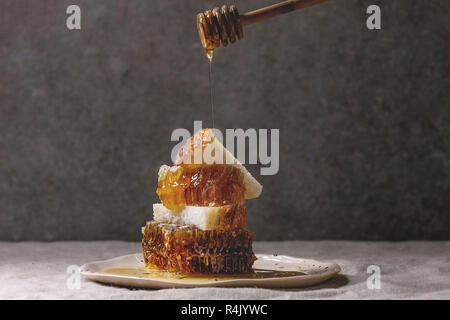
[142,221,256,274]
[156,164,245,212]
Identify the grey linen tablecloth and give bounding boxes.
[0,241,449,299]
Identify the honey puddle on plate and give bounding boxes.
[101,266,305,282]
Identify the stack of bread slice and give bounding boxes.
[142,128,263,274]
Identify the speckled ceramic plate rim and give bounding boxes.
[80,254,341,289]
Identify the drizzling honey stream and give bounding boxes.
[207,49,215,128]
[198,5,242,129]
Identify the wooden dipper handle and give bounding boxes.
[240,0,328,26]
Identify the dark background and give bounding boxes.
[0,0,448,241]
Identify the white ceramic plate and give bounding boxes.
[80,253,341,289]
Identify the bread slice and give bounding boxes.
[174,128,263,199]
[153,203,247,230]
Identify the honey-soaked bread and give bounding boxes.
[142,221,256,274]
[156,164,245,212]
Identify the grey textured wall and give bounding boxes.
[0,0,449,241]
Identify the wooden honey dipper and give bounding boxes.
[197,0,328,52]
